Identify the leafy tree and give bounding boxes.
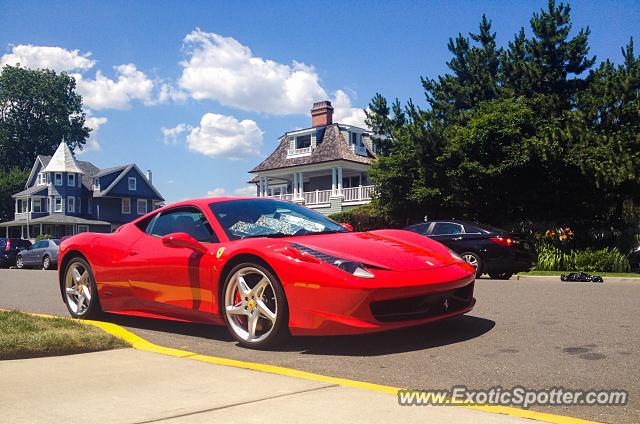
[0,65,90,171]
[364,93,406,156]
[0,167,29,222]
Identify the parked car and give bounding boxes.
[0,238,32,268]
[404,220,536,279]
[58,197,476,348]
[16,239,60,270]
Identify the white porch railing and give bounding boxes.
[14,212,29,221]
[270,193,294,201]
[303,189,332,205]
[350,144,368,156]
[286,146,312,157]
[343,185,374,202]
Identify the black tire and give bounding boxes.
[460,251,482,277]
[42,256,51,270]
[221,262,289,349]
[16,256,24,269]
[62,257,102,319]
[489,272,513,280]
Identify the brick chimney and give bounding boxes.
[311,100,333,127]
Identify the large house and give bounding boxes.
[0,142,164,239]
[250,101,376,215]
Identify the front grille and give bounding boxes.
[370,282,474,323]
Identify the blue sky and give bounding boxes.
[1,0,638,203]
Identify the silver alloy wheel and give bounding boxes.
[65,262,92,315]
[43,257,50,270]
[224,267,278,343]
[16,257,23,269]
[462,253,479,268]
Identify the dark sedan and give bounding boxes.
[404,221,536,279]
[0,238,32,268]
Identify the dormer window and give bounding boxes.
[67,173,75,186]
[128,177,137,191]
[296,134,311,149]
[92,178,100,191]
[37,172,46,186]
[350,132,359,145]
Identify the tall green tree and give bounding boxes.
[0,167,29,222]
[0,65,90,171]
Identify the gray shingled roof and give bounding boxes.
[250,124,375,173]
[12,185,49,198]
[38,155,100,190]
[0,214,112,227]
[42,143,84,174]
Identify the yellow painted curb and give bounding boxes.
[18,312,602,424]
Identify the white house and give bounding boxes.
[250,101,376,215]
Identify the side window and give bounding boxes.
[408,223,429,235]
[432,223,463,235]
[33,241,46,249]
[148,207,218,243]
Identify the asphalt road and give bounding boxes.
[0,269,638,423]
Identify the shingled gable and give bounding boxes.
[250,124,375,173]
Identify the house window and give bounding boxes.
[67,173,75,186]
[296,134,312,149]
[92,178,100,190]
[137,199,147,215]
[54,173,62,186]
[77,225,89,233]
[350,132,361,146]
[88,198,92,214]
[122,198,131,214]
[54,196,62,212]
[33,198,41,213]
[128,177,137,191]
[37,172,45,185]
[67,196,75,213]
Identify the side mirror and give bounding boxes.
[161,232,208,255]
[340,223,354,232]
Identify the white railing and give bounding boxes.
[303,189,332,205]
[270,193,294,201]
[351,144,368,156]
[14,212,29,221]
[286,146,312,157]
[343,185,374,202]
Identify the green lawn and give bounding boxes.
[0,310,129,360]
[518,270,640,278]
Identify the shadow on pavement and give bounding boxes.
[98,313,494,357]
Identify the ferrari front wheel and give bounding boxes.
[223,263,288,349]
[63,257,101,319]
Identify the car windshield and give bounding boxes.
[209,199,347,240]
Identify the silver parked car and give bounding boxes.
[16,239,60,270]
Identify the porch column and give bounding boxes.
[298,172,304,197]
[331,168,337,196]
[337,166,343,196]
[39,224,43,236]
[292,173,298,198]
[15,199,18,214]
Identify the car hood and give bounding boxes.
[285,229,459,272]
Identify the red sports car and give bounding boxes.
[58,197,476,348]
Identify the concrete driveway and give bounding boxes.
[0,269,638,423]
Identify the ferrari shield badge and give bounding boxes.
[216,247,226,259]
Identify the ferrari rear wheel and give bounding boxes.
[63,257,101,319]
[223,263,288,349]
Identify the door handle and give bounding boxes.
[452,236,463,241]
[128,249,139,256]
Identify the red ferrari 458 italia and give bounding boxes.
[58,197,476,348]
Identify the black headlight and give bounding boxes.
[288,243,375,278]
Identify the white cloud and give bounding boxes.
[207,188,226,197]
[206,185,256,198]
[332,89,368,129]
[232,186,256,197]
[77,115,108,154]
[161,123,191,144]
[73,64,154,110]
[0,44,95,72]
[186,112,262,160]
[178,29,327,115]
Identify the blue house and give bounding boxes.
[0,142,164,239]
